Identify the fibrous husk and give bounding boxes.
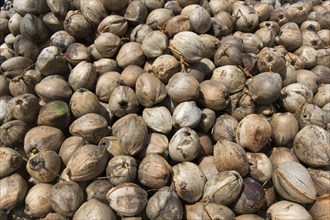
[24,183,53,218]
[68,61,97,91]
[106,183,148,217]
[172,101,202,128]
[35,75,73,103]
[13,0,38,15]
[213,140,249,177]
[13,37,40,62]
[124,0,148,26]
[142,31,168,58]
[26,150,61,183]
[276,22,303,51]
[164,15,191,38]
[228,91,255,122]
[248,72,282,105]
[309,194,330,220]
[308,168,330,196]
[169,31,206,64]
[231,177,266,214]
[0,173,28,210]
[64,43,91,66]
[63,10,92,40]
[50,30,76,51]
[313,84,330,107]
[9,74,38,97]
[266,200,312,220]
[212,114,238,142]
[80,0,107,24]
[293,125,330,167]
[272,161,317,204]
[202,170,243,205]
[42,12,63,33]
[86,179,113,204]
[6,93,40,123]
[130,24,153,44]
[24,125,65,156]
[116,42,146,69]
[185,202,235,220]
[169,127,200,162]
[106,155,137,186]
[135,73,167,107]
[69,113,110,144]
[97,15,128,37]
[197,108,216,133]
[211,65,246,94]
[198,156,219,181]
[73,199,116,220]
[66,144,109,181]
[235,114,272,152]
[270,112,299,147]
[198,80,229,110]
[172,161,206,203]
[99,0,129,12]
[50,181,84,217]
[184,5,212,34]
[58,136,88,166]
[70,88,101,118]
[109,85,140,118]
[112,114,150,156]
[0,119,29,147]
[37,100,70,129]
[214,44,242,67]
[94,33,121,58]
[1,56,34,79]
[46,0,68,19]
[138,153,171,189]
[20,14,50,44]
[146,186,183,220]
[0,147,23,178]
[142,106,172,134]
[166,72,200,103]
[138,132,169,159]
[269,147,299,171]
[280,83,313,113]
[146,8,173,30]
[95,71,120,102]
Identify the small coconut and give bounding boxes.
[135,72,167,107]
[172,162,206,203]
[24,183,53,218]
[146,186,183,220]
[106,155,137,186]
[166,72,200,103]
[138,153,171,189]
[66,144,109,181]
[73,199,116,220]
[26,150,62,183]
[50,181,84,217]
[236,114,272,152]
[24,125,65,156]
[106,183,148,217]
[0,173,28,210]
[69,113,110,144]
[112,114,150,156]
[86,179,113,204]
[0,147,23,178]
[169,127,200,162]
[6,93,40,123]
[0,119,29,147]
[202,170,243,205]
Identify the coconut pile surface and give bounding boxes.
[0,0,329,219]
